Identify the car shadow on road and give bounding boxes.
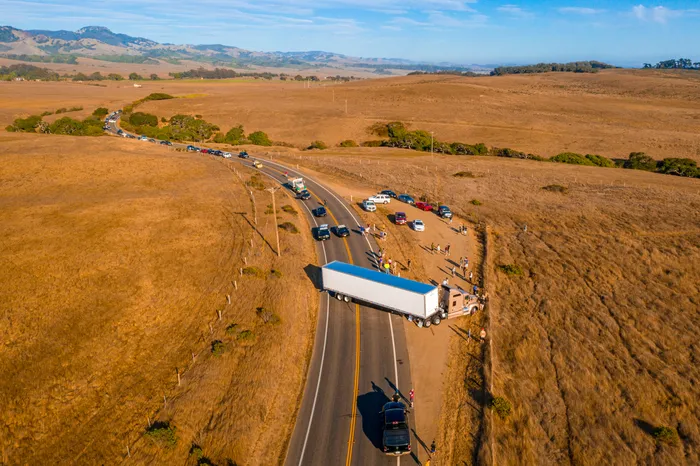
[357,383,390,450]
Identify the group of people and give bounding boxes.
[377,249,399,275]
[360,223,388,241]
[430,242,451,257]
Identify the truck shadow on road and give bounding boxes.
[303,264,322,290]
[357,382,390,450]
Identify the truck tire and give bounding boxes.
[343,296,351,303]
[424,318,432,328]
[432,315,441,326]
[469,305,479,315]
[335,293,343,301]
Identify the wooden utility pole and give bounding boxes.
[268,187,281,257]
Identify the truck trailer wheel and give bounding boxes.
[335,293,343,301]
[432,315,442,325]
[424,318,432,328]
[343,296,351,303]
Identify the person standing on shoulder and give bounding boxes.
[407,258,412,270]
[480,327,486,343]
[409,388,415,407]
[469,271,473,283]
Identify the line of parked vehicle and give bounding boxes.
[360,189,452,232]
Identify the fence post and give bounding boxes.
[177,369,181,386]
[234,281,238,290]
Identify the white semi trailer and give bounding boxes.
[321,261,452,327]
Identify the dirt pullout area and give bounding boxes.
[272,149,700,465]
[0,133,317,465]
[135,69,700,161]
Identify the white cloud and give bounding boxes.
[497,4,533,18]
[631,4,682,24]
[558,7,605,15]
[388,10,487,29]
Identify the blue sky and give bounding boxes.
[2,0,699,65]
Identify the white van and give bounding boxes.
[368,194,391,204]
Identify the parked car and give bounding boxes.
[362,199,377,212]
[335,224,350,237]
[126,134,136,139]
[314,206,327,217]
[316,224,331,241]
[139,136,148,141]
[239,151,249,158]
[222,152,232,158]
[415,201,433,212]
[298,190,311,200]
[381,190,397,198]
[252,160,263,169]
[116,129,123,135]
[382,399,411,456]
[394,212,407,225]
[368,194,391,204]
[211,149,223,156]
[437,205,452,218]
[398,194,415,205]
[148,138,156,143]
[159,140,172,146]
[412,219,425,232]
[201,148,210,154]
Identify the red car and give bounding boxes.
[415,202,433,212]
[395,212,407,225]
[201,148,210,154]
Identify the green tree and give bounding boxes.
[89,72,104,81]
[128,72,143,80]
[107,73,124,81]
[550,152,594,165]
[92,107,109,118]
[129,112,158,127]
[72,72,89,81]
[7,115,42,132]
[585,154,615,167]
[623,152,657,171]
[224,125,246,144]
[657,158,698,177]
[150,73,159,80]
[249,131,272,146]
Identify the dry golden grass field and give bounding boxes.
[273,149,700,465]
[134,68,700,161]
[3,68,699,161]
[0,132,317,464]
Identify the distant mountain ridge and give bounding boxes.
[0,25,473,71]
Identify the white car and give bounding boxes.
[412,219,425,231]
[222,152,232,158]
[362,199,377,212]
[368,194,391,204]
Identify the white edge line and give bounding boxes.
[260,159,405,465]
[245,163,329,466]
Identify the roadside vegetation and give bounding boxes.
[363,121,699,178]
[5,109,104,136]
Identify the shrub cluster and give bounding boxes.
[542,184,568,194]
[489,396,512,419]
[339,139,358,147]
[6,114,103,136]
[498,264,523,276]
[256,306,281,324]
[307,140,328,150]
[453,171,476,178]
[652,426,679,445]
[145,421,178,448]
[279,222,299,233]
[211,340,225,356]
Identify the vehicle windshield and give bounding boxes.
[384,429,410,447]
[365,201,375,205]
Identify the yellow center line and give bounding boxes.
[262,163,361,466]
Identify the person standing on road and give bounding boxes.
[480,328,487,343]
[469,271,474,283]
[384,262,391,274]
[409,388,415,407]
[451,265,456,278]
[445,244,451,257]
[430,440,436,455]
[407,258,412,270]
[430,242,435,254]
[392,261,397,275]
[436,244,441,255]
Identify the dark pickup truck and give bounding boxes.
[382,400,411,456]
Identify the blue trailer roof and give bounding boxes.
[323,260,435,295]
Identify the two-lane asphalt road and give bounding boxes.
[105,117,416,465]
